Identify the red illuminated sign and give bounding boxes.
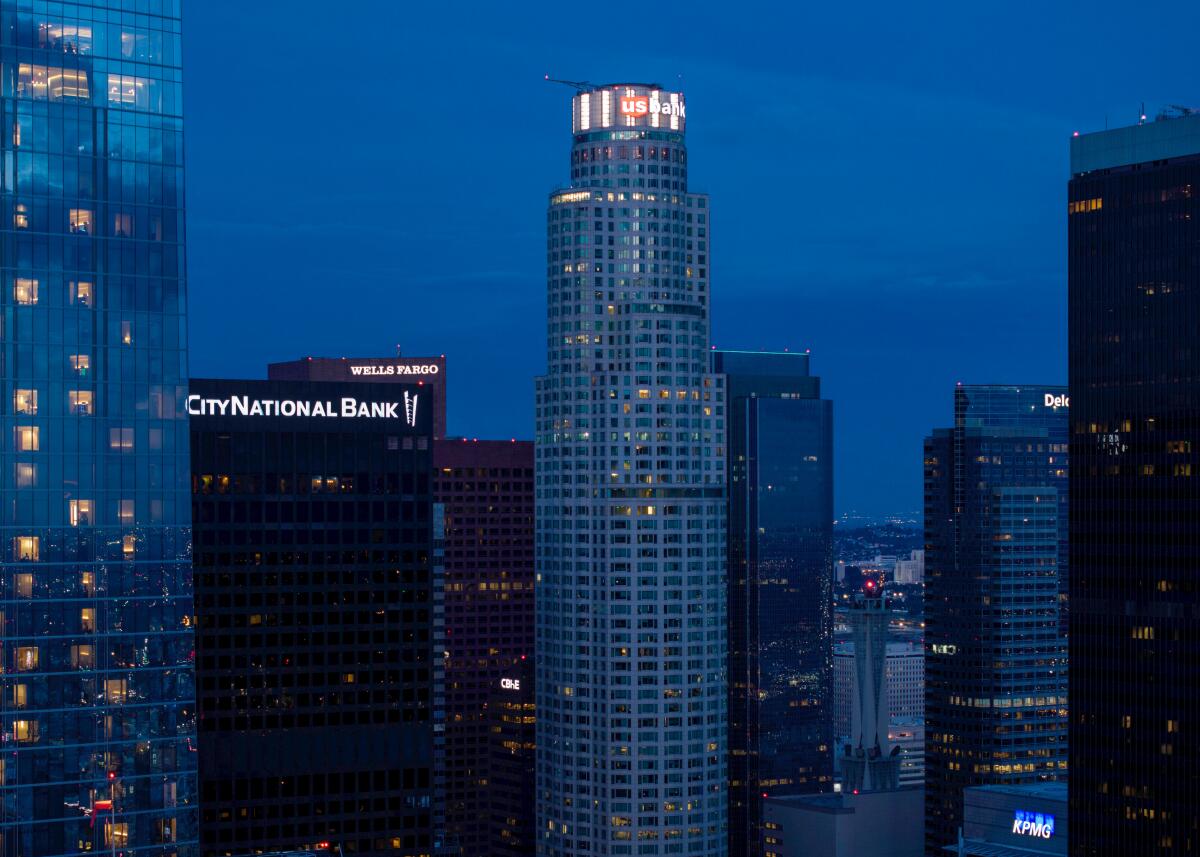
[619,95,649,117]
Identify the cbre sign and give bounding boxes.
[1012,810,1055,839]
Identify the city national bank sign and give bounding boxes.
[188,393,420,427]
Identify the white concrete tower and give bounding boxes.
[842,580,902,792]
[536,83,728,857]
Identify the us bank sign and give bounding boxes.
[188,393,420,427]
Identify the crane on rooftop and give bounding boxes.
[544,75,595,92]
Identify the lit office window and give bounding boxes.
[13,574,33,598]
[118,500,134,524]
[69,499,94,527]
[122,535,135,559]
[14,389,37,415]
[81,608,96,633]
[16,647,39,672]
[104,679,127,704]
[14,426,39,451]
[13,203,28,229]
[69,390,93,415]
[71,281,93,306]
[69,208,93,234]
[15,463,36,488]
[13,719,39,743]
[13,278,38,305]
[71,645,94,669]
[12,684,27,709]
[121,321,133,345]
[13,537,39,562]
[109,427,135,450]
[70,354,90,376]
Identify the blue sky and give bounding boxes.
[183,0,1199,516]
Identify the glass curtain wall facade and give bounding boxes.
[924,386,1068,855]
[713,350,832,857]
[0,3,195,855]
[189,378,442,857]
[1068,114,1200,855]
[536,84,728,856]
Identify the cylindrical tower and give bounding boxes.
[535,83,727,856]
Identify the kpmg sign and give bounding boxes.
[187,393,420,427]
[1012,810,1055,839]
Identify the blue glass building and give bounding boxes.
[714,350,833,857]
[0,3,196,854]
[924,385,1069,855]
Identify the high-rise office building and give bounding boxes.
[269,355,447,438]
[536,84,728,857]
[435,439,535,856]
[1068,111,1200,855]
[714,349,833,857]
[189,378,442,856]
[0,4,197,854]
[489,656,536,857]
[924,386,1069,854]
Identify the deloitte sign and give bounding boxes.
[1012,810,1055,840]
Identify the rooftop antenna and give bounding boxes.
[544,74,594,92]
[1140,101,1147,124]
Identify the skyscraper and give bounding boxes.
[1068,110,1200,855]
[924,385,1069,854]
[713,349,833,857]
[189,378,442,857]
[435,439,535,856]
[0,5,197,854]
[536,84,728,857]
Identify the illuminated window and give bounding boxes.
[71,644,95,669]
[14,389,37,415]
[106,74,159,111]
[13,719,38,743]
[80,608,95,633]
[13,574,33,598]
[109,427,134,450]
[69,390,93,415]
[13,203,28,229]
[71,281,93,306]
[81,572,95,597]
[118,500,134,524]
[105,822,129,849]
[121,321,132,345]
[13,278,38,305]
[15,463,36,488]
[17,64,90,100]
[14,426,38,452]
[38,22,94,53]
[16,647,38,672]
[12,684,27,709]
[122,535,135,559]
[69,209,93,234]
[69,499,93,527]
[70,354,90,376]
[104,679,127,704]
[13,537,39,562]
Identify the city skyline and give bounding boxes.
[180,2,1198,517]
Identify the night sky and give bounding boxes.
[183,1,1198,518]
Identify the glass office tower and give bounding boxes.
[0,3,195,855]
[924,386,1068,855]
[536,84,727,856]
[1068,111,1200,855]
[713,350,833,857]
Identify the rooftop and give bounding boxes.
[1071,109,1200,175]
